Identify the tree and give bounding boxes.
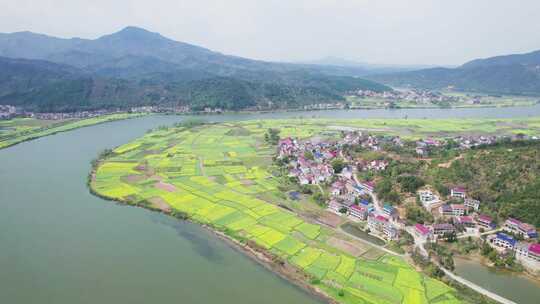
[331,159,345,173]
[397,175,425,193]
[265,128,280,145]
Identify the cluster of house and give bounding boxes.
[301,103,347,110]
[340,130,403,152]
[453,135,498,149]
[488,218,540,264]
[278,137,336,185]
[29,109,123,120]
[1,104,193,121]
[0,105,17,120]
[415,138,443,156]
[353,89,461,105]
[416,186,500,240]
[367,210,399,240]
[415,134,539,157]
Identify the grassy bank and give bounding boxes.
[0,113,147,150]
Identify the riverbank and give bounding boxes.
[87,159,337,304]
[0,113,147,150]
[454,257,540,304]
[455,253,540,285]
[162,101,540,116]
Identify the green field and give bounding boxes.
[88,119,483,304]
[0,113,145,149]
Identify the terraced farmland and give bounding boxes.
[90,120,462,304]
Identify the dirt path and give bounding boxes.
[438,154,464,168]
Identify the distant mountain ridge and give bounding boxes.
[0,27,391,112]
[462,50,540,69]
[368,49,540,95]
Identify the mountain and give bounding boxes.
[0,27,391,111]
[301,56,439,75]
[367,50,540,95]
[462,50,540,69]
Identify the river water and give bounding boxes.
[454,258,540,304]
[1,106,540,304]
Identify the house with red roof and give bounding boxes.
[476,214,496,229]
[368,214,398,240]
[360,181,375,193]
[504,218,538,239]
[349,204,368,221]
[450,204,466,216]
[528,243,540,262]
[415,224,432,241]
[454,216,476,228]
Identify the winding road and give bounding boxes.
[350,172,516,304]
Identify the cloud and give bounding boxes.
[1,0,539,65]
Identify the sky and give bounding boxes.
[1,0,540,66]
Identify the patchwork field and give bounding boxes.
[0,113,145,149]
[90,120,468,304]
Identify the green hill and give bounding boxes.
[368,50,540,95]
[0,27,391,111]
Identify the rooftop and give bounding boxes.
[415,224,431,235]
[452,187,466,192]
[529,244,540,255]
[478,214,493,222]
[433,223,454,230]
[496,232,517,246]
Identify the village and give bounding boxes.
[353,89,476,106]
[0,104,193,121]
[276,130,540,274]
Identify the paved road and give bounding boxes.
[439,265,517,304]
[348,173,515,304]
[409,235,517,304]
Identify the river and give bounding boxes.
[1,106,540,304]
[454,258,540,304]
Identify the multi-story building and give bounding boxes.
[450,187,466,199]
[454,216,476,228]
[418,190,440,209]
[450,204,466,216]
[432,223,455,237]
[491,232,517,250]
[504,218,538,239]
[476,214,496,229]
[415,224,432,241]
[349,204,368,221]
[368,214,399,240]
[464,198,480,211]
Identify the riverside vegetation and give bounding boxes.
[0,113,145,149]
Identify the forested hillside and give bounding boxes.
[0,27,391,111]
[368,49,540,95]
[364,140,540,227]
[426,141,540,227]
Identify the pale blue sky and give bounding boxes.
[1,0,539,65]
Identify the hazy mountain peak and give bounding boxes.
[100,26,165,42]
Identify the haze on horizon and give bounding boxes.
[1,0,539,66]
